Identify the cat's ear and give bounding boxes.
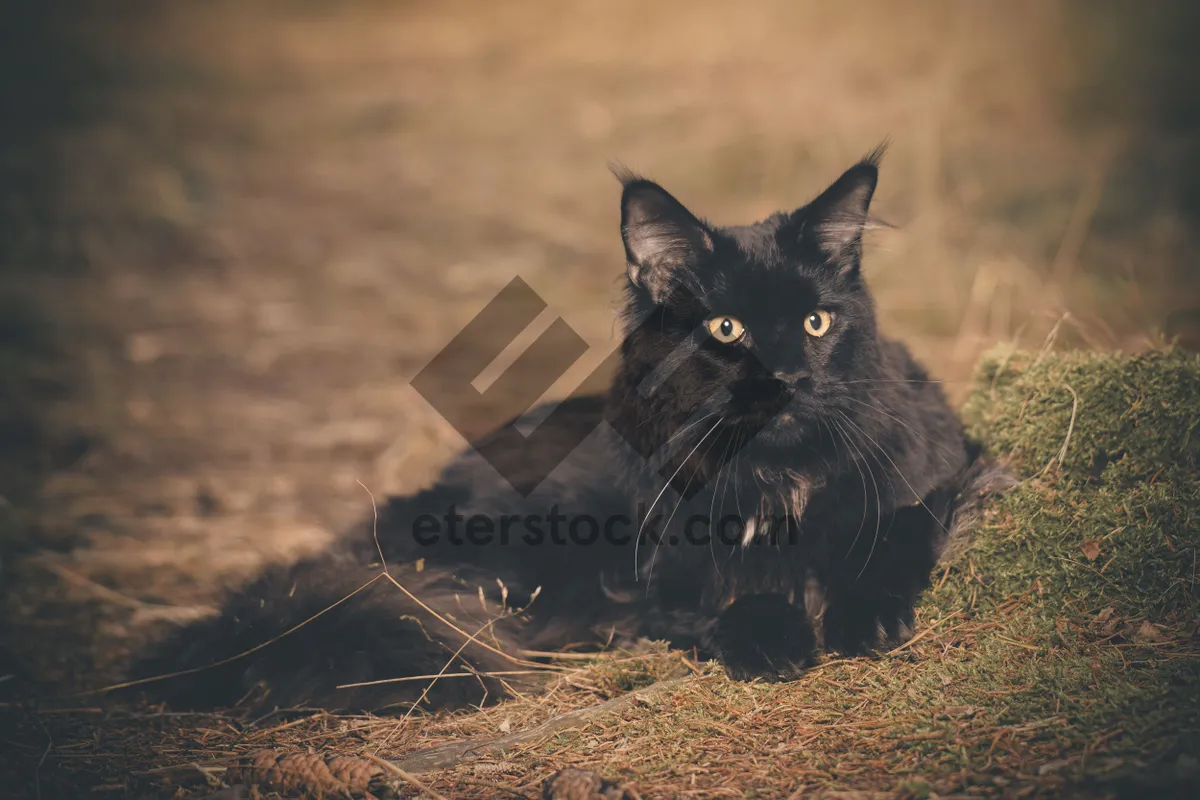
[801,151,881,274]
[617,173,713,301]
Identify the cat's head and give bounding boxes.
[612,149,887,452]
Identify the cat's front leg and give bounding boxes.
[821,585,916,656]
[710,594,817,681]
[822,503,942,656]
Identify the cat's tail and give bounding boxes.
[121,549,535,714]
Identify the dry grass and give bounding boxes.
[2,1,1199,797]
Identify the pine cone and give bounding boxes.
[542,768,642,800]
[227,749,393,799]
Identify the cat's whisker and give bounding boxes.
[830,414,878,569]
[835,410,950,582]
[661,408,719,446]
[652,388,727,453]
[634,403,675,429]
[646,419,726,591]
[841,396,958,468]
[824,416,866,553]
[718,432,745,568]
[632,399,719,485]
[635,417,723,581]
[707,433,737,585]
[732,442,746,524]
[839,411,949,535]
[817,419,839,473]
[834,410,900,579]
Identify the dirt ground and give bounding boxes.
[2,1,1199,797]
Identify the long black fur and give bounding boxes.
[130,150,1004,713]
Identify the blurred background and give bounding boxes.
[1,0,1199,687]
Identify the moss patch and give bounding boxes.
[918,346,1200,795]
[951,347,1200,622]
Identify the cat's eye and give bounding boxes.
[804,309,833,337]
[706,316,746,344]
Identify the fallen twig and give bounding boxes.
[363,753,450,800]
[388,675,693,774]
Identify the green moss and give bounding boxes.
[911,347,1200,785]
[944,347,1200,620]
[964,347,1200,475]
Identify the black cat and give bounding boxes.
[131,148,999,712]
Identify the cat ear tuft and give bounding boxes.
[618,176,712,301]
[804,149,883,274]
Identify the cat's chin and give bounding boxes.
[746,411,819,447]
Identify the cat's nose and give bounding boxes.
[774,368,812,387]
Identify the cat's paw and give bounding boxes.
[712,594,816,681]
[823,595,915,656]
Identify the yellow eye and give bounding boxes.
[706,316,746,344]
[804,309,833,337]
